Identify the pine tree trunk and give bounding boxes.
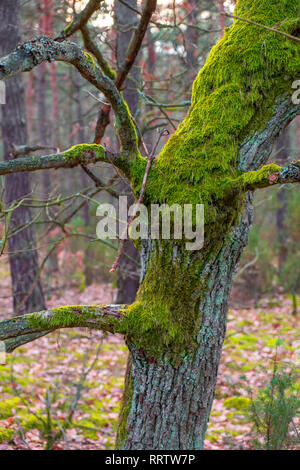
[0,0,45,315]
[117,195,253,449]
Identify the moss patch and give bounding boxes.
[26,305,121,332]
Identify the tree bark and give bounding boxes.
[0,0,45,315]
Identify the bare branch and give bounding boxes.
[0,305,125,353]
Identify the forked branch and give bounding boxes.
[94,0,157,143]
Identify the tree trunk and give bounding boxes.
[117,194,253,449]
[276,128,289,272]
[114,0,141,304]
[0,0,45,315]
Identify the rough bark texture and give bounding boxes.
[0,0,45,315]
[115,0,300,446]
[121,194,253,449]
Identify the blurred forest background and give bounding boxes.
[0,0,299,450]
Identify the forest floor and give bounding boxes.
[0,264,299,450]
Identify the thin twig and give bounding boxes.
[110,129,169,273]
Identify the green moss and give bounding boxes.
[224,396,251,411]
[131,0,299,223]
[63,144,105,164]
[0,398,20,419]
[0,427,14,443]
[240,362,258,371]
[206,433,219,443]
